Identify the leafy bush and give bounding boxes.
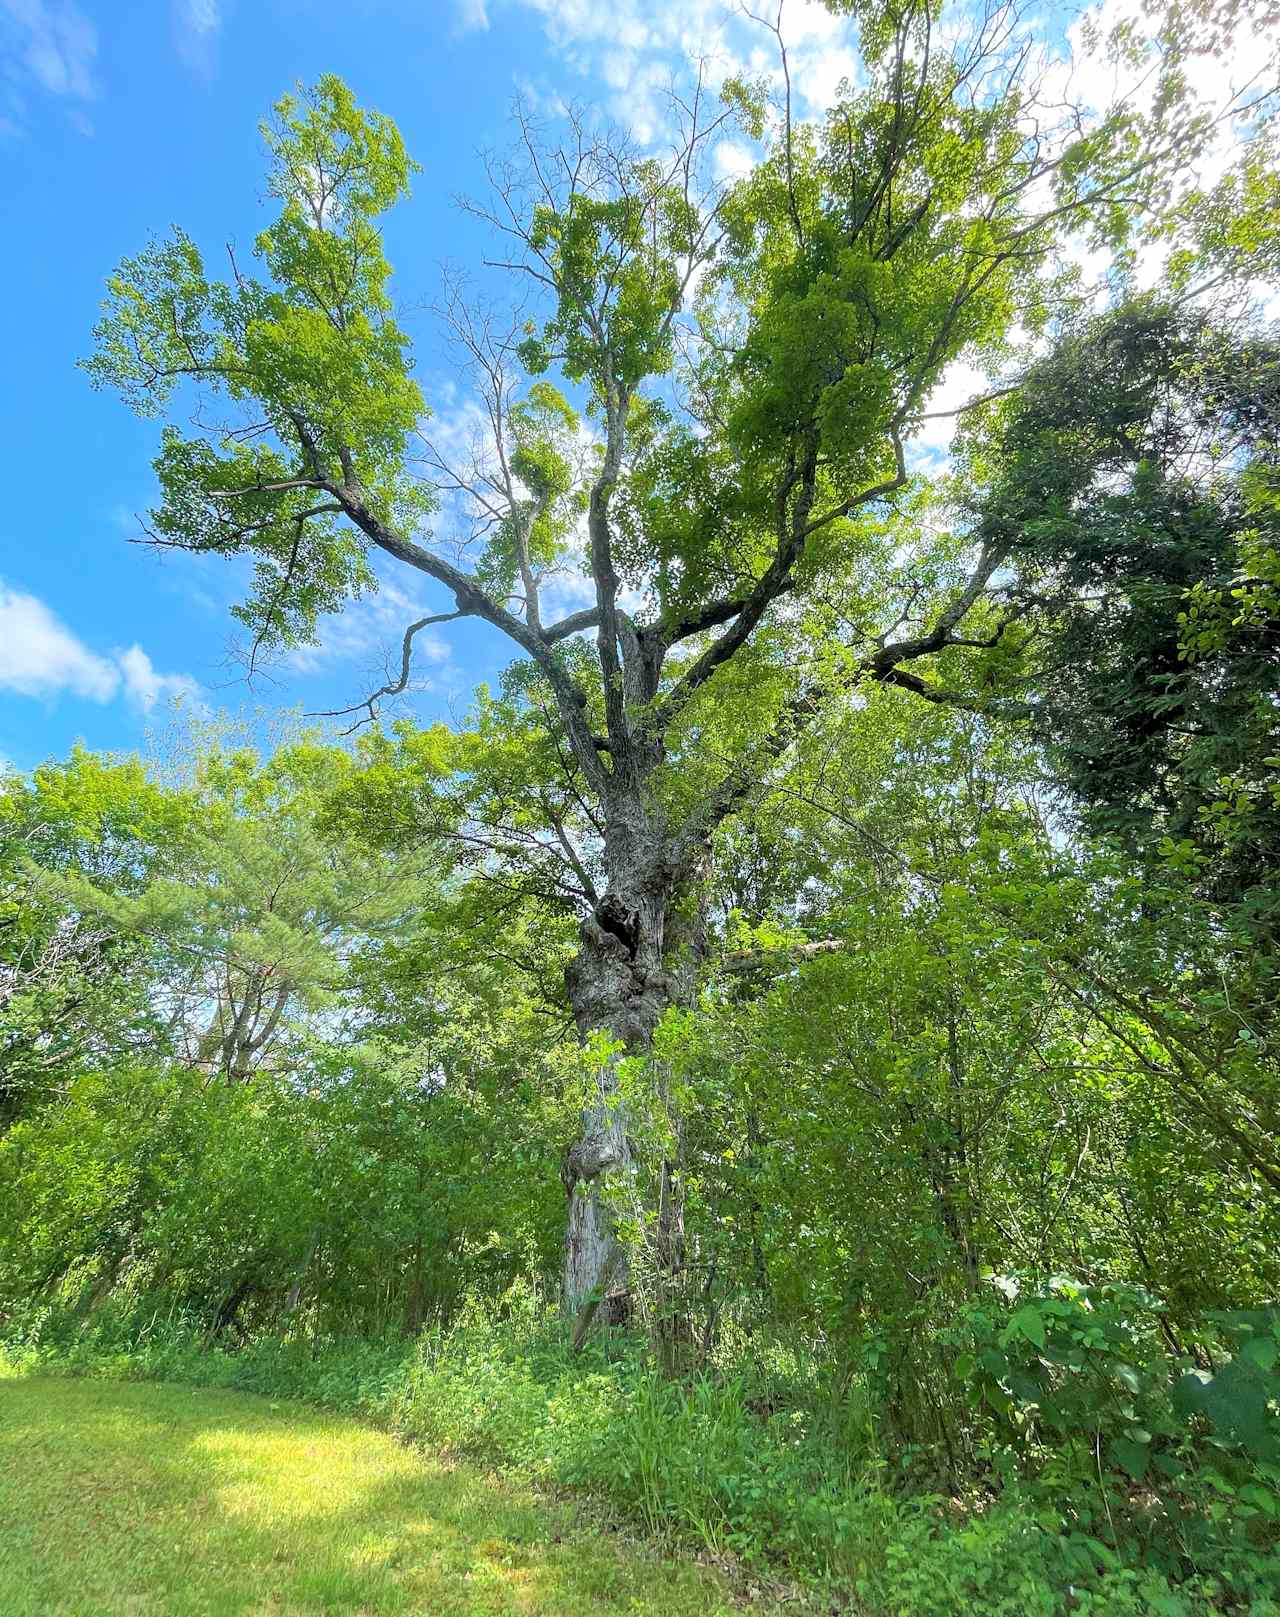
[946,1280,1179,1478]
[947,1279,1280,1476]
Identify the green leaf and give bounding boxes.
[1109,1436,1151,1479]
[1011,1305,1046,1348]
[1239,1483,1280,1519]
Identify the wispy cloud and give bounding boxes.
[0,0,98,136]
[0,580,202,714]
[453,0,489,34]
[287,577,455,684]
[509,0,857,144]
[172,0,222,72]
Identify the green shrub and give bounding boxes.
[6,1293,1280,1614]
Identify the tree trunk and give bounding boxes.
[283,1232,320,1320]
[205,1275,256,1344]
[653,1149,692,1373]
[561,827,679,1316]
[561,1085,634,1317]
[559,817,711,1350]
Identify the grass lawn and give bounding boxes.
[0,1375,747,1617]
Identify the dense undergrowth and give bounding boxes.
[6,1288,1280,1617]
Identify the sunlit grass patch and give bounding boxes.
[0,1376,745,1617]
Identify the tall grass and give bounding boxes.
[5,1293,1279,1615]
[390,1305,892,1576]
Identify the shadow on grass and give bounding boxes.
[0,1375,741,1617]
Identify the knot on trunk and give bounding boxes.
[561,1134,623,1197]
[589,893,640,960]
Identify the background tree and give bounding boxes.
[45,740,442,1083]
[948,302,1280,1193]
[972,304,1280,923]
[0,735,574,1332]
[0,751,172,1126]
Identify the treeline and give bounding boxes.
[0,737,572,1329]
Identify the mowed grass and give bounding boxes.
[0,1375,744,1617]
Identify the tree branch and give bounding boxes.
[307,610,466,733]
[330,478,610,796]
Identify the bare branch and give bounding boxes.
[307,610,466,734]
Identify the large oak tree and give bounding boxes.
[86,0,1256,1317]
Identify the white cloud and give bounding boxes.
[539,554,597,620]
[0,0,97,133]
[511,0,861,146]
[287,578,454,680]
[712,138,754,180]
[117,644,202,713]
[419,386,497,484]
[172,0,221,71]
[907,360,991,456]
[453,0,488,32]
[288,578,464,720]
[0,582,119,701]
[0,580,201,713]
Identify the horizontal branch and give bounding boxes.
[914,381,1022,422]
[541,607,603,643]
[718,939,844,972]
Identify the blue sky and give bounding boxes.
[0,0,888,774]
[0,0,539,772]
[0,0,1268,774]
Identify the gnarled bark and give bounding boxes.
[558,799,687,1292]
[561,834,708,1341]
